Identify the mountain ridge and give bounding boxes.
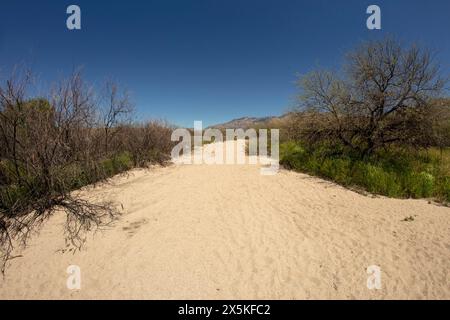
[207,114,290,129]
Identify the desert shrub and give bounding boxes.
[437,177,450,202]
[119,121,174,167]
[360,164,401,197]
[60,164,91,190]
[0,184,29,212]
[0,69,174,272]
[99,152,133,178]
[279,141,306,169]
[296,38,447,157]
[280,141,449,202]
[407,172,435,198]
[325,158,352,185]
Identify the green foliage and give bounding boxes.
[358,164,401,197]
[0,184,28,212]
[408,172,435,198]
[100,152,133,177]
[0,152,135,214]
[439,177,450,202]
[280,141,450,203]
[279,141,306,169]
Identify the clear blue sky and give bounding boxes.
[1,0,449,127]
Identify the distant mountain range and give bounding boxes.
[208,114,292,129]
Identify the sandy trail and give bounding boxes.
[1,141,449,299]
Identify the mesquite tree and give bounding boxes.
[297,38,447,156]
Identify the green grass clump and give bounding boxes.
[280,141,450,203]
[99,152,133,177]
[357,164,401,197]
[440,177,450,202]
[408,172,435,198]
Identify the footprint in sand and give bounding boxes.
[122,218,149,237]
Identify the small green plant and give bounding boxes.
[408,172,435,198]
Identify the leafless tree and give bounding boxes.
[296,38,447,156]
[0,65,176,273]
[0,70,119,273]
[100,81,133,155]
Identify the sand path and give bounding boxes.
[1,141,449,299]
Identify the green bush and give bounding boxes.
[280,141,306,170]
[438,177,450,202]
[361,164,401,197]
[0,184,28,211]
[407,172,435,198]
[112,152,133,172]
[59,164,90,190]
[99,152,133,177]
[280,141,450,203]
[0,152,136,214]
[321,158,351,185]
